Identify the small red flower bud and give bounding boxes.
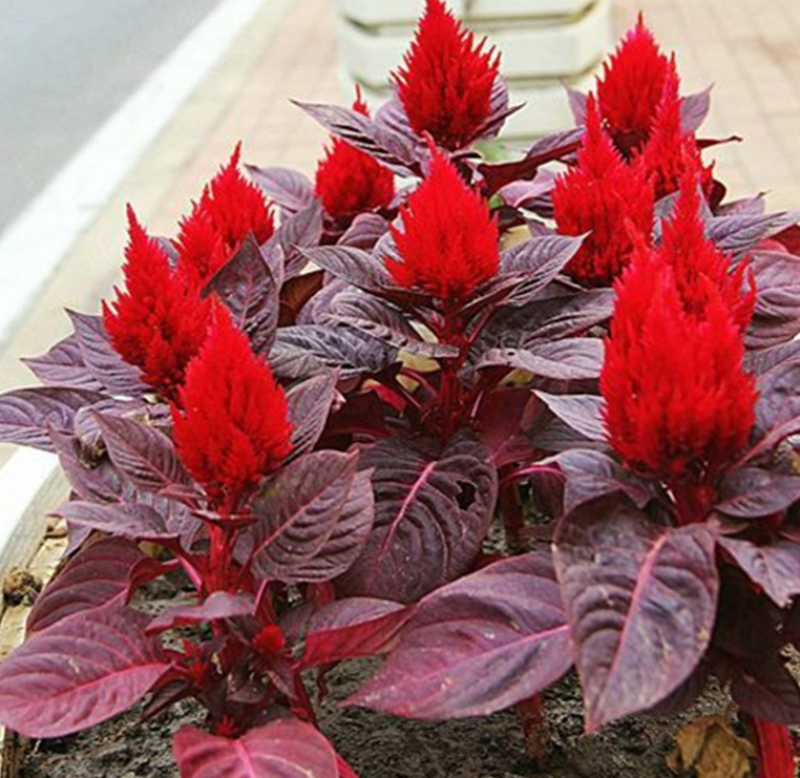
[176,144,275,289]
[553,97,655,287]
[386,146,499,302]
[252,625,286,657]
[102,207,212,401]
[314,91,396,220]
[596,15,671,155]
[392,0,500,150]
[172,308,293,515]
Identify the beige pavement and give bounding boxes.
[0,0,797,464]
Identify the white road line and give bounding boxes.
[0,0,270,346]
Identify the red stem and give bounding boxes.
[336,754,361,778]
[753,718,795,778]
[516,694,551,766]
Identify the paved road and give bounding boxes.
[0,0,223,234]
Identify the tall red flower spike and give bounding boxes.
[386,146,499,302]
[314,90,396,220]
[658,177,755,331]
[596,15,671,155]
[103,206,213,401]
[392,0,500,150]
[172,308,293,515]
[636,67,714,200]
[176,144,275,289]
[552,97,654,287]
[601,246,756,494]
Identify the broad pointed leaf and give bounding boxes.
[535,391,606,442]
[346,553,571,719]
[338,213,390,249]
[0,602,168,737]
[718,537,800,608]
[251,451,373,583]
[479,339,603,381]
[0,387,105,451]
[286,372,339,457]
[707,211,799,258]
[273,200,323,279]
[173,719,338,778]
[53,501,175,542]
[747,250,800,348]
[27,537,145,633]
[715,467,800,518]
[245,165,315,215]
[22,332,102,390]
[148,592,255,634]
[337,434,498,603]
[554,498,719,731]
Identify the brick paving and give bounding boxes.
[0,0,797,465]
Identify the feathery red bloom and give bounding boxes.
[657,178,755,331]
[552,97,654,287]
[602,247,756,485]
[172,308,292,514]
[314,92,395,220]
[596,15,671,155]
[176,144,275,289]
[103,207,212,401]
[635,68,714,200]
[386,146,499,302]
[392,0,500,150]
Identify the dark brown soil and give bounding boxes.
[16,661,732,778]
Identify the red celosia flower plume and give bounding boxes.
[176,144,276,289]
[552,97,654,286]
[601,247,757,492]
[386,146,499,302]
[314,90,396,221]
[596,15,671,155]
[392,0,500,150]
[103,206,212,401]
[172,308,293,515]
[657,178,755,331]
[635,68,714,200]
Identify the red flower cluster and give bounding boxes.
[657,180,754,330]
[596,15,671,155]
[635,69,714,200]
[601,188,756,491]
[103,207,212,401]
[386,147,499,302]
[172,308,292,515]
[314,92,396,221]
[392,0,500,150]
[175,144,275,289]
[553,97,654,287]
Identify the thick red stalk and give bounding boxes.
[753,718,795,778]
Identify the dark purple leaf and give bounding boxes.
[473,387,539,467]
[327,289,456,358]
[554,498,719,731]
[27,537,145,633]
[744,340,800,376]
[286,372,339,457]
[469,74,515,142]
[499,234,583,303]
[337,434,498,603]
[301,598,411,668]
[707,211,799,258]
[206,235,280,355]
[497,174,555,210]
[273,201,324,279]
[754,360,800,440]
[680,88,712,133]
[0,387,105,451]
[173,719,338,778]
[566,86,588,125]
[535,391,606,442]
[346,553,571,719]
[728,655,800,724]
[270,325,399,381]
[48,427,123,502]
[245,165,315,215]
[299,245,388,293]
[53,500,176,541]
[338,213,390,249]
[94,412,191,494]
[715,467,800,518]
[251,451,373,583]
[557,449,653,513]
[295,101,418,176]
[717,194,766,217]
[147,592,254,634]
[718,536,800,608]
[22,332,102,390]
[478,339,603,381]
[747,250,800,348]
[0,602,168,737]
[68,311,148,396]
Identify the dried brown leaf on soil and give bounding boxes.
[666,714,755,778]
